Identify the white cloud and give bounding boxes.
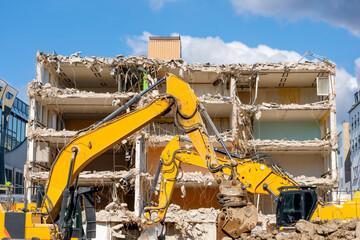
[230,0,360,37]
[356,58,360,82]
[179,35,302,64]
[336,67,358,127]
[126,31,151,56]
[127,32,359,126]
[148,0,181,10]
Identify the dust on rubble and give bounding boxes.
[164,204,220,240]
[97,201,138,223]
[240,217,360,240]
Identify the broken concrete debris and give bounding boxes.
[97,201,137,223]
[30,170,138,186]
[36,51,336,79]
[241,218,360,240]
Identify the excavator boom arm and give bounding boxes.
[43,73,207,220]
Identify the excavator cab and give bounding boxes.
[276,186,318,229]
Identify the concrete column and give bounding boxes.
[36,63,44,84]
[230,75,236,98]
[230,76,238,141]
[24,98,37,200]
[329,74,338,201]
[134,137,146,217]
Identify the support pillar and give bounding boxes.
[135,137,146,217]
[230,76,238,141]
[329,74,338,201]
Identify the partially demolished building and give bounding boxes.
[24,44,338,238]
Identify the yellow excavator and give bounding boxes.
[141,135,360,239]
[0,73,358,239]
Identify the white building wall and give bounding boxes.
[349,92,360,196]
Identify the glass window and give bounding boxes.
[304,192,315,219]
[5,92,13,100]
[13,115,17,133]
[5,168,13,183]
[13,99,18,109]
[15,172,23,194]
[16,118,21,142]
[355,138,357,150]
[8,115,12,131]
[41,105,46,125]
[21,121,25,141]
[282,193,302,224]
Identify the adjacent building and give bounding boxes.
[349,90,360,194]
[337,121,351,201]
[25,40,338,239]
[0,78,28,192]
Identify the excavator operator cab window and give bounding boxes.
[281,193,302,224]
[276,188,317,228]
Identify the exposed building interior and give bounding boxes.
[24,46,338,239]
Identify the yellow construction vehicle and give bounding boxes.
[140,135,360,239]
[0,73,357,239]
[0,73,246,239]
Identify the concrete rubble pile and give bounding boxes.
[97,201,220,239]
[163,204,220,239]
[241,217,360,240]
[97,201,137,223]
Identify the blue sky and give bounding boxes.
[1,0,360,125]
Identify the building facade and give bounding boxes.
[337,122,351,201]
[25,45,338,238]
[349,91,360,194]
[0,79,28,193]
